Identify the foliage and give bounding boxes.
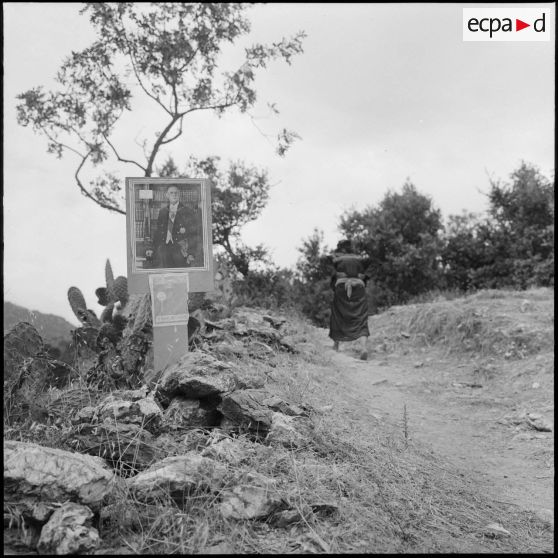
[226,229,335,325]
[65,259,153,390]
[292,229,334,327]
[16,3,306,213]
[288,163,553,323]
[340,181,444,309]
[443,162,554,290]
[295,228,332,284]
[158,154,272,276]
[233,267,297,310]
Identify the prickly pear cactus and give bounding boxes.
[112,276,129,308]
[69,262,153,390]
[68,287,87,321]
[68,287,102,329]
[105,258,115,295]
[95,287,111,307]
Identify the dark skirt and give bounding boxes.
[329,283,370,341]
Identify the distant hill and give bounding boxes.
[4,301,77,346]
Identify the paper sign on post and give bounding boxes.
[148,273,189,327]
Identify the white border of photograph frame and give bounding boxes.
[127,178,209,272]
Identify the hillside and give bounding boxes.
[3,288,554,554]
[4,301,76,346]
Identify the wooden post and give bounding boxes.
[149,273,190,371]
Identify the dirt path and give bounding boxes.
[322,340,554,528]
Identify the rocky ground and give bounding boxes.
[3,289,554,554]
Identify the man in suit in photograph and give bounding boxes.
[147,185,202,268]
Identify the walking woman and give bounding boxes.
[329,239,371,360]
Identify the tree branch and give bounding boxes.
[42,128,85,158]
[103,133,147,173]
[118,13,172,116]
[160,117,183,145]
[181,99,237,117]
[145,115,181,176]
[74,152,125,214]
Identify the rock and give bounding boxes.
[262,394,310,417]
[204,318,235,332]
[37,502,99,555]
[483,522,511,538]
[201,437,253,466]
[452,381,482,388]
[262,315,287,329]
[219,471,284,520]
[156,352,241,404]
[163,396,221,429]
[246,340,274,359]
[110,387,150,401]
[218,390,311,438]
[234,308,270,329]
[413,361,424,368]
[277,335,298,353]
[127,454,227,504]
[270,507,310,528]
[95,393,163,434]
[526,414,552,432]
[210,339,247,360]
[4,441,114,508]
[99,503,142,531]
[219,308,295,350]
[310,501,340,517]
[266,413,313,448]
[72,406,97,425]
[532,382,541,389]
[29,502,56,524]
[218,390,274,435]
[72,422,160,473]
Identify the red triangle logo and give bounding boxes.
[516,19,530,31]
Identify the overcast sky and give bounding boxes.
[3,2,555,325]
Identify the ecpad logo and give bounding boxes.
[463,8,551,41]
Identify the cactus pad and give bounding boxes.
[100,302,115,323]
[95,287,111,306]
[105,259,115,291]
[76,308,101,329]
[112,276,129,307]
[68,287,87,320]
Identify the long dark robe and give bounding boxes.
[328,254,370,342]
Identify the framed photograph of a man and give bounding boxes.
[126,177,213,294]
